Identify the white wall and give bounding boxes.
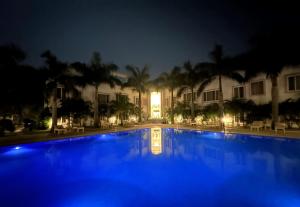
[193,67,300,106]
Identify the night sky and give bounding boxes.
[1,0,299,76]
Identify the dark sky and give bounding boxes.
[1,0,300,76]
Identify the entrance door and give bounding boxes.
[150,92,161,118]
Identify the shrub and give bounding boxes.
[0,119,15,136]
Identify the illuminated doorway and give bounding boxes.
[150,92,161,118]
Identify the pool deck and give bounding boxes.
[1,124,300,146]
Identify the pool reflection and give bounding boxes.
[150,128,162,155]
[1,128,300,207]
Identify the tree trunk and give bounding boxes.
[170,89,174,124]
[138,91,142,122]
[121,113,124,126]
[191,87,195,121]
[271,75,279,126]
[218,74,224,128]
[94,85,99,128]
[51,87,58,132]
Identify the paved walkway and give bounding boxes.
[1,124,300,146]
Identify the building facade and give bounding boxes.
[54,67,300,126]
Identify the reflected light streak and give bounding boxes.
[151,128,162,155]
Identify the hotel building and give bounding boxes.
[55,67,300,126]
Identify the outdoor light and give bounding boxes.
[47,118,52,129]
[108,116,117,124]
[15,146,20,150]
[222,114,233,126]
[129,115,137,122]
[174,114,183,123]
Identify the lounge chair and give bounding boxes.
[72,124,85,133]
[250,121,264,131]
[54,127,68,135]
[100,120,110,129]
[190,121,197,126]
[123,120,130,127]
[264,120,272,130]
[275,122,286,134]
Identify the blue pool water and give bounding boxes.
[1,128,300,207]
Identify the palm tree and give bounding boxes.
[240,27,300,125]
[176,61,212,121]
[124,65,150,123]
[60,97,91,126]
[155,67,181,124]
[41,50,69,131]
[73,52,121,128]
[110,94,137,126]
[0,44,45,121]
[198,45,244,127]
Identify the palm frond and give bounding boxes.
[176,86,188,97]
[197,78,214,96]
[126,65,138,78]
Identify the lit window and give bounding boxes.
[233,86,244,99]
[203,90,219,102]
[287,75,300,91]
[251,81,264,95]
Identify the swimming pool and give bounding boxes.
[1,128,300,207]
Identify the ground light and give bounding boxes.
[222,114,234,126]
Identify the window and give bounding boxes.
[116,94,128,102]
[172,97,177,105]
[251,81,264,95]
[134,96,140,105]
[184,92,197,102]
[98,94,109,104]
[165,97,169,107]
[203,90,219,102]
[287,75,300,91]
[57,87,65,99]
[187,93,192,102]
[233,86,244,99]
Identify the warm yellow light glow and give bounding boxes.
[222,114,233,126]
[195,115,203,124]
[150,92,161,118]
[151,128,162,155]
[47,118,52,129]
[129,115,137,123]
[174,114,183,123]
[108,116,117,124]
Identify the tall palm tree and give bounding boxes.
[198,45,244,127]
[41,50,70,131]
[240,27,300,125]
[0,44,45,121]
[176,61,212,121]
[155,67,181,124]
[124,65,150,123]
[74,52,121,127]
[110,94,136,126]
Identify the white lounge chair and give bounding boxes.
[100,120,110,129]
[275,122,286,134]
[250,121,264,131]
[264,120,272,130]
[54,127,68,135]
